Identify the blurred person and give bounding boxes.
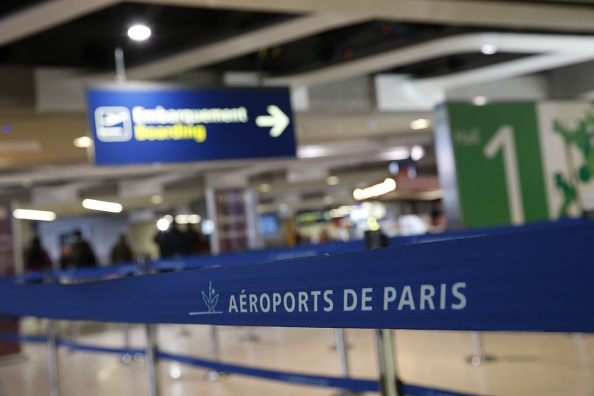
[24,236,52,273]
[319,229,330,243]
[69,230,97,268]
[430,200,447,231]
[197,227,211,254]
[183,223,200,255]
[182,223,211,255]
[110,234,134,264]
[154,221,186,258]
[287,224,302,247]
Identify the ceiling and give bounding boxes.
[2,0,594,218]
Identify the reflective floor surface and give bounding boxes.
[0,320,592,396]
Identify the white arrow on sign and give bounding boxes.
[255,105,290,137]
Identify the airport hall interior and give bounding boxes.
[0,1,594,395]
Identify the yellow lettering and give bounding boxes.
[134,124,207,143]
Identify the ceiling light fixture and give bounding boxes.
[297,145,329,159]
[326,176,340,185]
[175,214,201,224]
[481,44,498,55]
[150,195,164,205]
[410,119,430,130]
[157,218,170,231]
[353,178,397,201]
[473,96,488,106]
[82,199,123,213]
[73,136,93,148]
[13,209,56,221]
[378,147,410,161]
[411,145,425,161]
[128,25,151,41]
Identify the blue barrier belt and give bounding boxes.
[54,263,140,281]
[0,332,46,344]
[0,221,593,332]
[158,351,477,396]
[149,218,588,272]
[57,339,144,356]
[403,384,478,396]
[0,331,476,396]
[2,218,586,281]
[158,350,379,392]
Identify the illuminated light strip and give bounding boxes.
[175,214,201,224]
[353,178,396,201]
[13,209,56,221]
[82,199,123,213]
[73,136,93,148]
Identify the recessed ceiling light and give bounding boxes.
[297,145,328,159]
[128,25,151,41]
[73,136,93,148]
[82,199,123,213]
[378,147,410,161]
[327,176,339,185]
[150,195,164,204]
[473,96,488,106]
[157,218,170,231]
[175,214,201,224]
[411,145,425,161]
[410,119,430,130]
[323,196,333,205]
[13,209,56,221]
[353,178,397,201]
[481,44,497,55]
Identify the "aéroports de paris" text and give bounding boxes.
[228,283,467,314]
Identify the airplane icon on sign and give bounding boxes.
[94,107,133,142]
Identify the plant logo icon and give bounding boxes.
[189,281,223,316]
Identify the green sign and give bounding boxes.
[438,102,594,228]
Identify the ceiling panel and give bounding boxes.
[0,2,297,69]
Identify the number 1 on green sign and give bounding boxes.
[483,125,525,224]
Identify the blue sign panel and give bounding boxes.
[87,85,296,165]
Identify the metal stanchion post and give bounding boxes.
[375,329,401,396]
[114,47,127,84]
[336,328,350,376]
[335,328,355,396]
[365,229,401,396]
[140,256,161,396]
[47,319,60,396]
[145,324,160,396]
[206,325,224,381]
[120,323,133,364]
[467,331,495,366]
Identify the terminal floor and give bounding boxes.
[0,320,593,396]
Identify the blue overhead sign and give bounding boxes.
[86,85,296,165]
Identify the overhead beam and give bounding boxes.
[0,0,117,47]
[132,0,594,33]
[265,33,594,87]
[127,13,370,80]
